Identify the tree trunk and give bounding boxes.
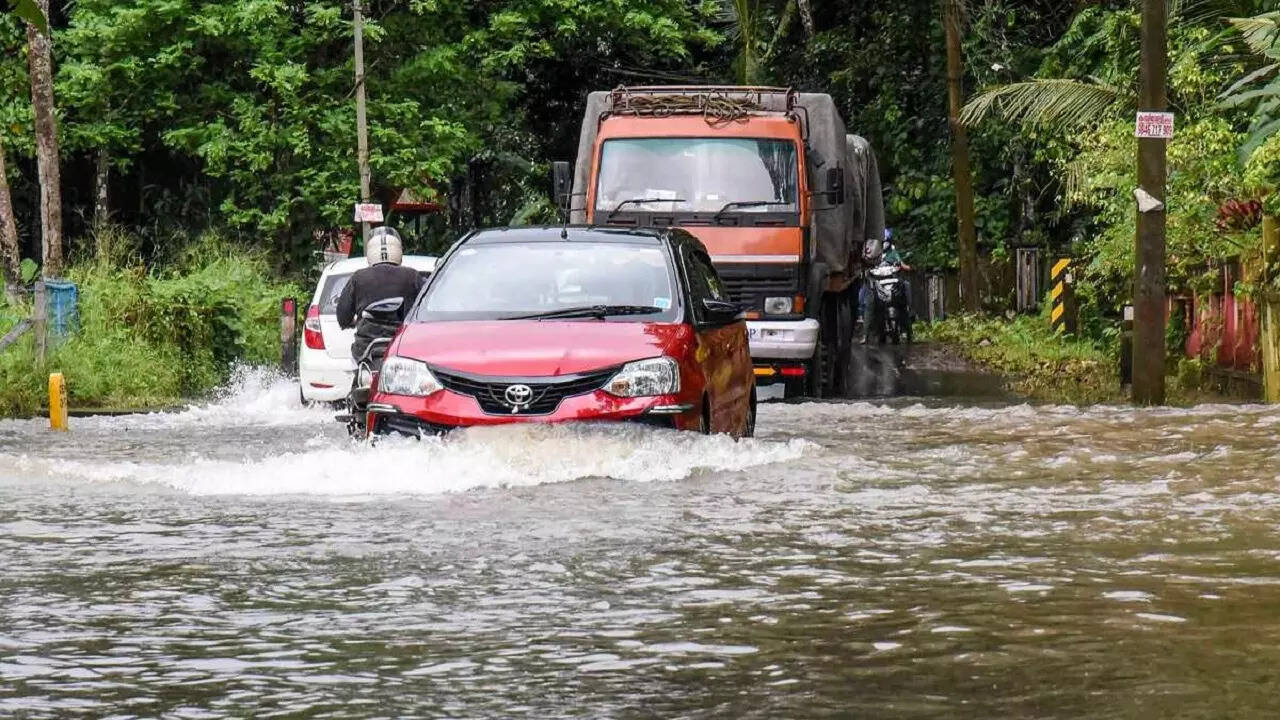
[26,0,63,279]
[0,138,21,301]
[943,0,979,312]
[796,0,814,38]
[94,148,109,227]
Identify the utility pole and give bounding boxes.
[353,0,372,242]
[1133,0,1167,405]
[943,0,979,312]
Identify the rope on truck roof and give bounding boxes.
[607,87,769,128]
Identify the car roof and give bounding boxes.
[462,225,678,247]
[322,255,437,276]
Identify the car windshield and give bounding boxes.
[415,241,679,322]
[595,138,798,215]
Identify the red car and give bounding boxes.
[365,226,756,437]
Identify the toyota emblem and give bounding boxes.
[504,384,534,408]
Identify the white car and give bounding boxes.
[299,255,437,402]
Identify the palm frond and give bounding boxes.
[960,79,1124,130]
[1227,12,1280,58]
[1220,61,1279,98]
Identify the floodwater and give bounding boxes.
[2,368,1280,718]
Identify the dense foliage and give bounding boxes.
[1,1,1278,354]
[0,232,300,414]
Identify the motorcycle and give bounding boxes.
[337,297,405,438]
[866,262,912,345]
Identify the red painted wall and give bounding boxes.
[1183,263,1260,372]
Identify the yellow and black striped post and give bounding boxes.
[1049,258,1075,334]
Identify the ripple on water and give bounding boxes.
[1,375,1280,717]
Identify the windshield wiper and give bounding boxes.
[607,197,686,220]
[502,305,664,321]
[713,200,782,223]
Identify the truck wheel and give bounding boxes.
[833,293,854,398]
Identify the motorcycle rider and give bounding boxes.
[861,229,913,342]
[336,226,425,361]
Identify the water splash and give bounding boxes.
[31,423,811,497]
[97,365,331,430]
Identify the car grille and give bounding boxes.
[432,366,618,416]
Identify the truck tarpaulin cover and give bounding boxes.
[570,88,886,275]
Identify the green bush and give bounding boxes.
[925,314,1122,404]
[0,234,302,416]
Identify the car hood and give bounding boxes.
[391,320,691,377]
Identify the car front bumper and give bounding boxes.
[747,318,819,361]
[366,389,699,435]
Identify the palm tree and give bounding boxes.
[717,0,814,85]
[944,0,980,312]
[961,3,1274,133]
[1219,11,1280,158]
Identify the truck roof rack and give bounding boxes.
[606,85,797,119]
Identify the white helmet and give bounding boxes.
[365,226,403,265]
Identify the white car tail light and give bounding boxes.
[303,304,325,350]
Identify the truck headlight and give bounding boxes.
[764,296,793,315]
[605,357,680,397]
[378,357,443,397]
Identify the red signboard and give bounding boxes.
[1135,112,1174,139]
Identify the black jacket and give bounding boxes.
[336,263,425,360]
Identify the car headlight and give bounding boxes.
[604,357,680,398]
[378,357,443,397]
[764,296,793,315]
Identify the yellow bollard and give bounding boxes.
[48,372,68,431]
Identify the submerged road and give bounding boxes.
[2,367,1279,717]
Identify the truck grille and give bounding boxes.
[433,367,618,416]
[717,265,800,309]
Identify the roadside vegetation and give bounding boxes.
[923,313,1239,405]
[0,229,299,415]
[923,314,1123,404]
[1,2,1278,412]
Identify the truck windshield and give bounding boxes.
[595,138,798,215]
[415,242,679,322]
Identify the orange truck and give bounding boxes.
[551,86,886,398]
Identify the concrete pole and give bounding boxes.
[1133,0,1167,405]
[353,0,371,243]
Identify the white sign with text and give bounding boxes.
[1134,112,1174,139]
[353,203,384,223]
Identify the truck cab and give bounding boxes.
[558,86,885,398]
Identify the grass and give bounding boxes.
[0,230,302,416]
[921,313,1246,405]
[921,314,1125,404]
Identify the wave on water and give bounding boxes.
[18,422,812,497]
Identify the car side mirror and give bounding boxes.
[826,166,845,205]
[551,161,573,213]
[702,298,744,325]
